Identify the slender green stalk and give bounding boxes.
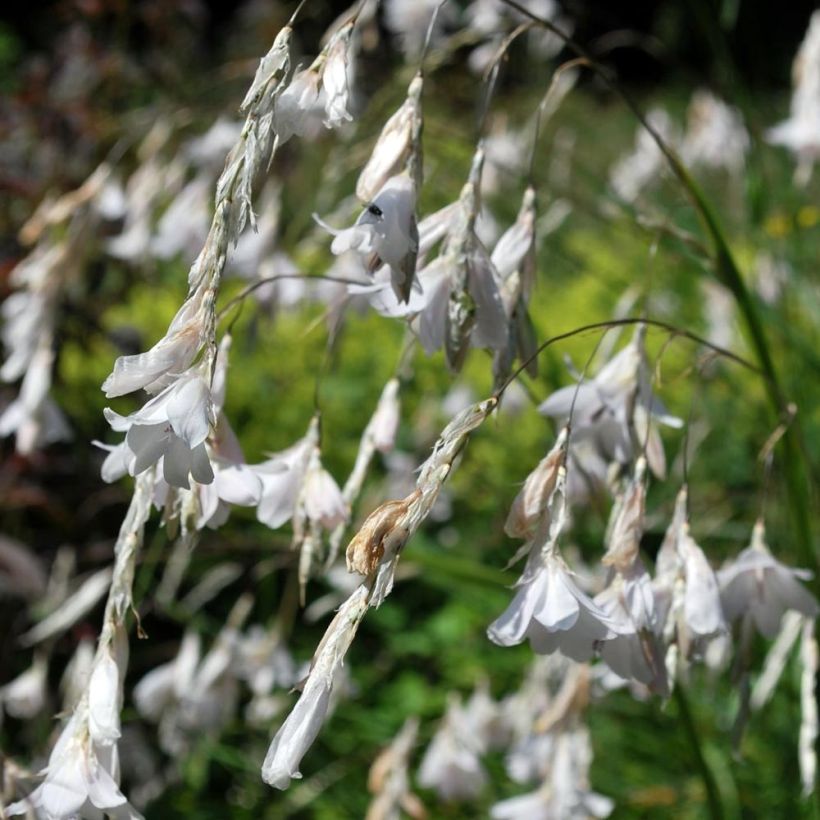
[675,686,725,820]
[500,0,816,578]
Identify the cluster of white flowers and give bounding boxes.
[768,10,820,184]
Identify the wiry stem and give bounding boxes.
[499,0,816,582]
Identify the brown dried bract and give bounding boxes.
[345,495,415,576]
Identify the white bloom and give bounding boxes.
[88,641,125,746]
[102,288,209,397]
[302,463,348,530]
[489,548,622,661]
[322,174,419,303]
[254,429,315,530]
[104,369,215,489]
[61,639,95,712]
[681,89,749,174]
[610,108,678,202]
[275,66,324,143]
[7,712,142,819]
[718,520,818,638]
[417,696,488,801]
[538,325,682,479]
[0,654,48,719]
[767,11,820,183]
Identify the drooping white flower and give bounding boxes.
[489,464,624,662]
[538,324,682,479]
[254,421,316,530]
[417,695,488,801]
[321,173,419,303]
[102,287,209,398]
[654,487,726,669]
[767,11,820,184]
[0,654,48,720]
[609,108,678,203]
[104,368,215,489]
[681,89,749,175]
[490,547,623,661]
[411,146,508,371]
[718,520,818,638]
[6,712,143,819]
[87,629,128,746]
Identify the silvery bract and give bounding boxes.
[357,74,423,202]
[719,520,818,638]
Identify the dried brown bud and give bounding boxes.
[345,495,416,576]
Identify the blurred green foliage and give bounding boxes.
[3,23,819,820]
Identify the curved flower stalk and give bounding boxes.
[538,323,683,481]
[262,399,496,789]
[8,468,155,819]
[366,717,425,820]
[0,163,111,453]
[718,519,818,638]
[767,10,820,185]
[102,20,298,402]
[488,452,625,662]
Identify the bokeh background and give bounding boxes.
[1,1,818,817]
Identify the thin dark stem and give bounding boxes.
[495,316,761,401]
[498,0,815,581]
[216,273,369,322]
